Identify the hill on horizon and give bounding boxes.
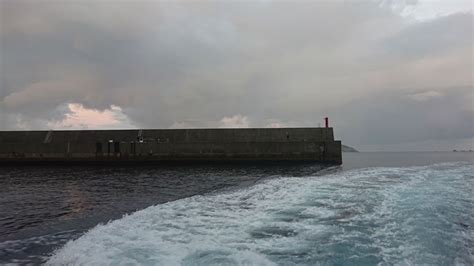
[342,145,358,152]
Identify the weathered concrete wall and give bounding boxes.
[0,128,342,164]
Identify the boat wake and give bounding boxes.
[48,162,473,265]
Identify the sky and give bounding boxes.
[0,0,472,151]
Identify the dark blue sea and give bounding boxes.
[1,152,473,265]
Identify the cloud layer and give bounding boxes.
[0,0,472,150]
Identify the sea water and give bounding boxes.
[49,161,472,265]
[1,152,473,265]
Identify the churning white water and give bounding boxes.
[48,162,473,265]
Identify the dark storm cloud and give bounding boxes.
[0,0,472,150]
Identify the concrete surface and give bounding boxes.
[0,128,342,164]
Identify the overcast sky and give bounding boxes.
[0,0,472,151]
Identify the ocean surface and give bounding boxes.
[0,152,473,265]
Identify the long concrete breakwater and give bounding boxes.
[0,128,342,164]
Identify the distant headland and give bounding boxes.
[342,145,358,152]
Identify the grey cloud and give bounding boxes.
[332,87,474,145]
[382,13,473,58]
[0,0,472,150]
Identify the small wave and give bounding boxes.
[0,230,81,264]
[48,162,474,265]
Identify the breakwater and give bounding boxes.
[0,128,341,164]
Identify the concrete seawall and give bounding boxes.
[0,128,342,164]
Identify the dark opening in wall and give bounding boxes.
[114,141,120,153]
[107,140,112,155]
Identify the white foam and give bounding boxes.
[48,162,474,265]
